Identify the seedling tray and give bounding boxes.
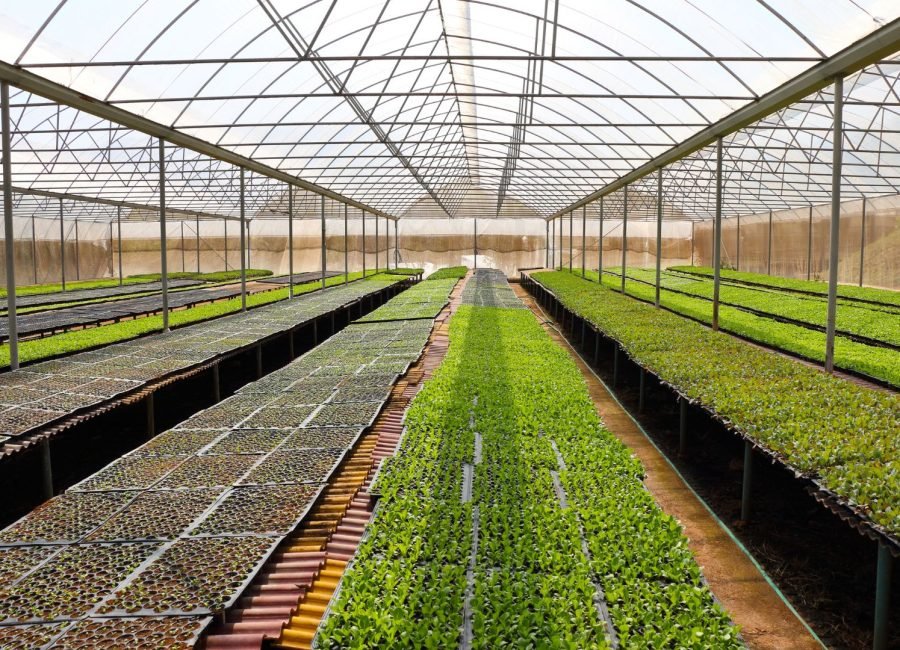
[86,489,223,542]
[0,492,139,545]
[188,484,322,536]
[239,448,347,486]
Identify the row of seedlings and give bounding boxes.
[585,268,898,386]
[9,279,202,310]
[529,271,900,540]
[0,278,400,450]
[0,277,457,649]
[318,269,739,648]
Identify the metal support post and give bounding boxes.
[807,205,813,281]
[712,138,723,331]
[59,198,65,290]
[767,209,773,274]
[598,196,604,280]
[361,209,366,277]
[736,214,740,271]
[40,439,53,500]
[825,76,843,373]
[239,168,247,312]
[859,198,866,287]
[874,543,893,650]
[223,217,228,271]
[320,195,326,290]
[74,218,80,280]
[211,362,221,402]
[31,215,37,284]
[117,205,123,285]
[741,440,753,521]
[655,168,663,307]
[288,185,294,298]
[559,216,563,270]
[568,209,573,272]
[343,204,348,284]
[255,345,263,379]
[196,213,200,273]
[393,219,399,268]
[638,369,646,413]
[146,393,155,438]
[375,211,379,272]
[581,205,586,277]
[679,398,688,456]
[545,220,549,268]
[180,220,185,272]
[612,347,619,387]
[473,217,477,269]
[158,139,169,331]
[690,221,695,267]
[621,186,628,292]
[246,220,251,269]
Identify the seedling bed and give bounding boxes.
[204,429,291,455]
[97,536,278,616]
[189,484,321,536]
[48,614,210,650]
[0,621,69,650]
[130,429,225,457]
[174,406,258,431]
[86,489,222,542]
[280,427,365,451]
[307,401,383,428]
[238,405,317,429]
[68,456,186,492]
[0,541,160,623]
[0,545,61,585]
[155,455,258,489]
[0,492,138,545]
[239,448,346,485]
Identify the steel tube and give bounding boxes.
[1,81,18,370]
[59,198,65,290]
[859,198,866,287]
[807,205,813,281]
[288,185,294,298]
[31,214,37,284]
[655,168,663,308]
[196,213,200,273]
[473,217,477,269]
[320,195,326,290]
[343,204,348,284]
[598,196,604,279]
[117,205,123,285]
[825,76,843,373]
[712,138,723,331]
[621,186,628,293]
[581,205,586,278]
[239,168,247,312]
[545,220,549,268]
[767,209,773,274]
[158,139,169,331]
[362,210,366,277]
[568,209,573,272]
[73,218,79,281]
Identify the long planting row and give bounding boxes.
[531,271,900,538]
[584,269,898,386]
[0,276,400,452]
[318,269,739,648]
[0,278,458,649]
[669,266,900,309]
[612,267,899,347]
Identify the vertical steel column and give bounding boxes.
[568,209,573,272]
[158,139,169,332]
[223,217,228,271]
[621,186,628,293]
[598,196,604,280]
[343,204,348,284]
[320,195,326,290]
[473,217,478,269]
[246,220,251,269]
[859,198,866,287]
[551,217,555,268]
[180,220,185,272]
[581,205,586,277]
[73,218,79,280]
[545,220,549,268]
[362,209,366,277]
[767,209,773,274]
[31,215,37,284]
[690,221,695,267]
[375,212,379,272]
[239,169,247,312]
[1,81,18,370]
[874,544,893,650]
[736,214,741,271]
[655,168,663,308]
[679,398,688,456]
[558,215,563,270]
[40,439,53,500]
[287,185,294,298]
[117,205,123,285]
[59,198,65,290]
[196,213,200,273]
[825,76,844,374]
[712,138,723,332]
[807,205,813,281]
[741,441,753,521]
[394,219,399,268]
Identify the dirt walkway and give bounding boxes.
[513,283,824,650]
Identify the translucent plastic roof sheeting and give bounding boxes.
[0,0,898,219]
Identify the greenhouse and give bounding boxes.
[0,1,898,648]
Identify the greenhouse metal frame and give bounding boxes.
[0,2,898,648]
